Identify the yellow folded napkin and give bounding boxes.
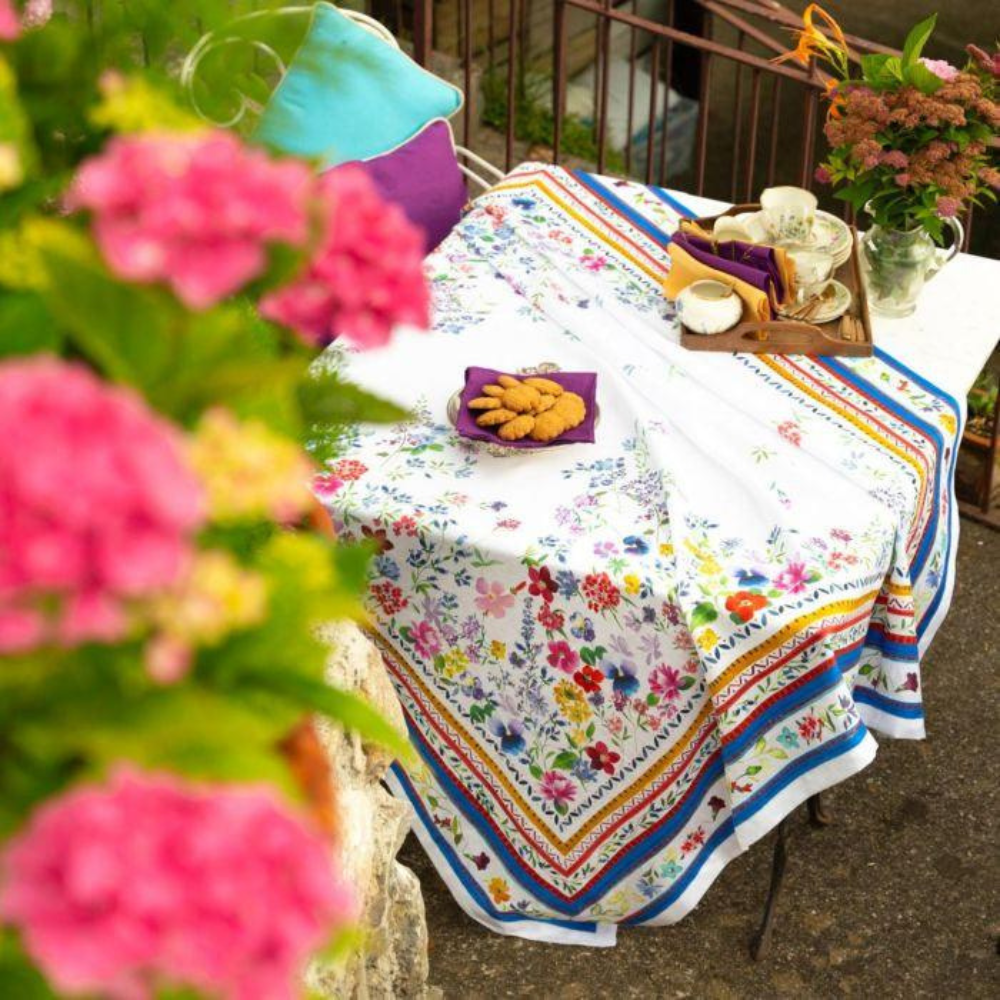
[663,243,771,322]
[677,219,797,311]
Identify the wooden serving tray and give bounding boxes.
[678,203,873,357]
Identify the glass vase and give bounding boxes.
[859,206,963,318]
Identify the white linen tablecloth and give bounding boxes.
[316,164,995,945]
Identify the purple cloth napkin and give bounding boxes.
[672,232,785,302]
[456,367,597,449]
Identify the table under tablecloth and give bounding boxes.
[317,163,981,945]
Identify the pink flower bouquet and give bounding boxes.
[778,7,999,241]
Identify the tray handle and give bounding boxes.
[737,320,841,347]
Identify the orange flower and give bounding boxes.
[824,75,846,119]
[725,590,769,623]
[773,4,848,68]
[487,877,511,904]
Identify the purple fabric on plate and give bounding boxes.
[342,119,467,253]
[673,232,785,301]
[456,367,597,449]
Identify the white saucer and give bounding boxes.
[777,279,852,324]
[733,210,853,266]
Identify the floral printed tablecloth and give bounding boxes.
[318,164,961,945]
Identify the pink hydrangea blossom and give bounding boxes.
[261,166,430,350]
[0,358,203,651]
[0,769,356,1000]
[936,195,961,218]
[919,57,959,82]
[67,131,314,309]
[0,0,19,39]
[880,150,909,170]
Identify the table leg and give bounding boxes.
[807,791,832,827]
[749,817,788,961]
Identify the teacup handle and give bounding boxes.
[926,216,963,282]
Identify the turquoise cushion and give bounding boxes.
[254,3,462,166]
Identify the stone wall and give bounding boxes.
[307,621,437,1000]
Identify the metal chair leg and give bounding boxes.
[749,817,788,961]
[807,791,832,827]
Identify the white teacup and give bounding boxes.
[761,186,817,244]
[712,217,754,243]
[676,279,742,335]
[786,247,834,303]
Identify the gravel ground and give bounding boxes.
[399,518,1000,999]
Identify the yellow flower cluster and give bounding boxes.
[696,627,720,653]
[188,408,314,525]
[442,648,469,678]
[149,549,268,647]
[554,679,592,724]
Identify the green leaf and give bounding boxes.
[904,59,945,95]
[298,370,410,426]
[235,667,412,761]
[690,602,718,628]
[0,931,55,1000]
[31,220,178,388]
[859,53,892,86]
[901,14,937,69]
[552,750,579,771]
[0,291,61,357]
[15,683,301,795]
[678,675,697,691]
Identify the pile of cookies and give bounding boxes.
[467,375,587,443]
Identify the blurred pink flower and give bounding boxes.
[23,1,53,28]
[967,44,1000,78]
[143,634,193,685]
[813,165,831,185]
[0,769,355,1000]
[936,195,961,218]
[261,166,430,350]
[67,131,313,309]
[0,358,203,651]
[919,57,959,82]
[0,0,19,39]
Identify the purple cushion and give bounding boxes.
[343,119,467,253]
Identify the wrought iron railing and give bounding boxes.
[392,0,982,251]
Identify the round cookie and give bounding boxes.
[530,410,568,442]
[498,414,536,441]
[523,377,564,396]
[476,408,518,427]
[501,384,542,413]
